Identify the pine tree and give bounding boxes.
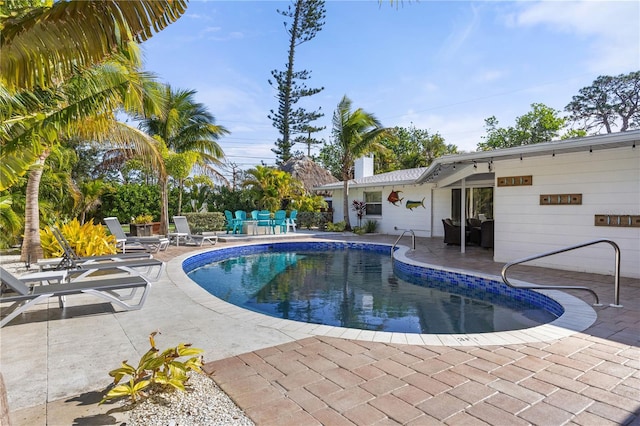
[268,0,326,164]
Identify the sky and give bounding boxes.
[140,0,640,179]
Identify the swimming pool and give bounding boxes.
[183,242,564,334]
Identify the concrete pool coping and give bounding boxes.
[169,239,597,347]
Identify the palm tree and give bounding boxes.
[138,86,229,235]
[0,0,187,93]
[1,1,185,261]
[2,52,166,262]
[331,95,391,230]
[183,175,215,213]
[242,166,279,211]
[76,179,109,225]
[242,166,303,212]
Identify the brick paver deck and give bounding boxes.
[197,235,640,425]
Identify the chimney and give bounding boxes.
[354,155,373,180]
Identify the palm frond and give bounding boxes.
[1,0,187,92]
[81,121,165,176]
[0,137,41,191]
[1,54,163,186]
[0,195,23,248]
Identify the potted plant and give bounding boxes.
[130,214,154,236]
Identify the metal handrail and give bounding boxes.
[391,227,416,257]
[501,239,622,307]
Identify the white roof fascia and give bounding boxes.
[314,131,640,189]
[433,164,476,188]
[416,130,640,184]
[314,181,351,191]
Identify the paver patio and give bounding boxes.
[2,233,639,425]
[203,235,640,425]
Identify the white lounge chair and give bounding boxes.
[287,209,297,233]
[42,227,165,281]
[104,217,169,253]
[170,216,218,247]
[0,267,151,328]
[40,226,152,271]
[66,258,165,282]
[36,252,152,271]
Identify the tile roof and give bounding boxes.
[315,130,640,190]
[315,167,427,190]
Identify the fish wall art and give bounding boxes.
[405,198,425,210]
[387,189,403,206]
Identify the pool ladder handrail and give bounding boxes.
[501,239,622,307]
[392,227,415,257]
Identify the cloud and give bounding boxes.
[439,4,482,61]
[475,69,508,83]
[421,81,439,93]
[202,26,222,34]
[184,12,214,21]
[207,31,245,42]
[510,1,639,73]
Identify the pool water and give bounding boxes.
[186,247,558,334]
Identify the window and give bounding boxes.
[451,187,493,222]
[364,191,382,215]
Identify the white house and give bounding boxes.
[315,130,640,278]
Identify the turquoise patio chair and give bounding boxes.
[273,210,287,234]
[256,211,273,234]
[224,210,240,234]
[235,210,247,233]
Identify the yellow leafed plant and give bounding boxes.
[100,331,204,405]
[40,219,117,258]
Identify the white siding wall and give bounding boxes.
[432,189,452,237]
[494,146,640,278]
[328,184,434,236]
[331,188,345,227]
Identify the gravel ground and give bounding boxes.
[127,373,254,426]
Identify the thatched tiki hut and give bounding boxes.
[279,155,338,197]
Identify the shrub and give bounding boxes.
[352,226,366,235]
[100,184,161,224]
[183,212,225,233]
[297,211,315,229]
[40,219,117,258]
[291,194,327,212]
[297,211,328,230]
[364,219,379,233]
[132,214,154,224]
[326,221,346,232]
[207,186,256,213]
[319,212,332,230]
[100,332,204,405]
